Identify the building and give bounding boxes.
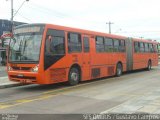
[0,19,26,65]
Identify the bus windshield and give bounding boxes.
[9,33,42,63]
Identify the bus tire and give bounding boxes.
[68,67,80,86]
[147,60,152,71]
[116,63,123,77]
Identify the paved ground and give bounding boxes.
[0,66,23,88]
[0,66,7,77]
[0,66,159,115]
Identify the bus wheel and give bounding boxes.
[116,63,123,77]
[68,67,80,86]
[147,60,152,71]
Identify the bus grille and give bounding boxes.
[92,68,100,78]
[10,75,36,80]
[12,67,31,71]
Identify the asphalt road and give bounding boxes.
[0,66,160,119]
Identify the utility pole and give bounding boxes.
[9,0,29,32]
[140,37,144,39]
[106,21,114,34]
[11,0,13,32]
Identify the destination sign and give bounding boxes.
[14,26,41,34]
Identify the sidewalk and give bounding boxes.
[0,76,23,89]
[0,66,23,89]
[0,66,6,72]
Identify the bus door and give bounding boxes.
[126,37,133,71]
[82,35,91,80]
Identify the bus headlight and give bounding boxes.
[31,65,39,72]
[8,66,13,71]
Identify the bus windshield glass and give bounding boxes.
[9,26,44,63]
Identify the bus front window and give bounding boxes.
[9,33,42,63]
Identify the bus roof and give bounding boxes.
[46,23,128,39]
[132,38,158,44]
[14,23,158,44]
[15,23,127,39]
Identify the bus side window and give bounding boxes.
[50,36,65,55]
[45,35,52,54]
[144,43,149,52]
[45,35,65,55]
[45,29,65,55]
[134,42,140,53]
[140,42,145,53]
[96,36,104,52]
[119,40,125,52]
[104,38,113,52]
[158,44,160,53]
[153,44,158,53]
[83,37,89,53]
[149,43,154,53]
[68,33,82,53]
[113,39,120,52]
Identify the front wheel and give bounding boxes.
[116,63,123,77]
[68,67,80,86]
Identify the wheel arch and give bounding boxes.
[116,61,123,71]
[147,59,152,71]
[69,63,82,81]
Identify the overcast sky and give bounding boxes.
[0,0,160,41]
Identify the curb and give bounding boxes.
[0,82,24,89]
[0,76,25,89]
[0,76,8,80]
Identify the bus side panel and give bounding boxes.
[151,53,158,66]
[43,31,84,84]
[43,54,84,84]
[132,44,158,70]
[133,53,146,70]
[90,38,126,79]
[81,35,92,81]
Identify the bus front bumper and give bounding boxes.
[8,71,38,84]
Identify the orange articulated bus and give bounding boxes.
[7,24,159,85]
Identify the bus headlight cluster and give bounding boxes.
[8,66,13,71]
[31,65,39,72]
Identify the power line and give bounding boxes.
[16,12,32,22]
[116,31,160,33]
[27,2,68,19]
